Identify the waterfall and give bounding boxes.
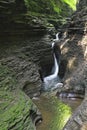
[53,33,60,42]
[44,42,59,82]
[43,33,63,91]
[55,33,59,40]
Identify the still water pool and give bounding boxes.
[33,94,82,130]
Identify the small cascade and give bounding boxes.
[55,33,60,41]
[43,33,63,91]
[44,42,59,82]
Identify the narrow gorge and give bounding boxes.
[0,0,87,130]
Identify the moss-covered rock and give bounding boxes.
[0,64,41,130]
[24,0,77,15]
[0,64,17,91]
[0,90,36,130]
[58,0,87,129]
[0,0,77,35]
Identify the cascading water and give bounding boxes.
[43,33,63,91]
[53,33,60,41]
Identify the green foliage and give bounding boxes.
[61,0,77,10]
[24,0,77,15]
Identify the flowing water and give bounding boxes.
[33,94,82,130]
[0,35,83,130]
[43,33,62,91]
[43,44,59,90]
[33,33,82,130]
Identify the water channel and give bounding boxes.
[33,94,82,130]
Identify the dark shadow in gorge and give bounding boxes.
[30,109,42,126]
[59,59,68,79]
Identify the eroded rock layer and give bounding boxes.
[60,0,87,129]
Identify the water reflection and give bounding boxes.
[60,98,82,112]
[33,95,73,130]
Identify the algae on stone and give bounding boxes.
[0,64,17,91]
[0,90,35,130]
[0,64,37,130]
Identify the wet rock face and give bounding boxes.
[57,91,84,99]
[0,35,53,97]
[0,33,54,130]
[0,64,41,130]
[0,34,53,129]
[0,0,47,36]
[60,0,87,93]
[30,109,42,126]
[63,98,87,130]
[67,0,87,35]
[61,0,87,130]
[0,89,41,130]
[0,0,26,14]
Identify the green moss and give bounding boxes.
[0,90,35,130]
[61,0,77,10]
[0,64,36,130]
[21,0,77,29]
[50,97,71,130]
[34,95,72,130]
[0,64,17,91]
[24,0,77,15]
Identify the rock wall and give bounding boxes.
[0,64,42,130]
[0,35,54,97]
[0,30,54,130]
[0,0,76,36]
[59,0,87,129]
[0,0,86,130]
[59,0,87,93]
[0,90,36,130]
[0,1,58,129]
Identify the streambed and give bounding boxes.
[33,94,82,130]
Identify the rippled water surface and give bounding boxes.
[33,94,82,130]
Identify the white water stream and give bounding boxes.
[43,33,63,91]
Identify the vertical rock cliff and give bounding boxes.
[61,0,87,129]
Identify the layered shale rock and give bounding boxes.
[0,90,36,130]
[59,0,87,129]
[60,0,87,94]
[0,0,76,36]
[0,35,54,97]
[0,64,42,130]
[0,0,47,36]
[1,1,86,130]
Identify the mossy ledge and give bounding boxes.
[0,64,38,130]
[0,0,77,35]
[0,90,36,130]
